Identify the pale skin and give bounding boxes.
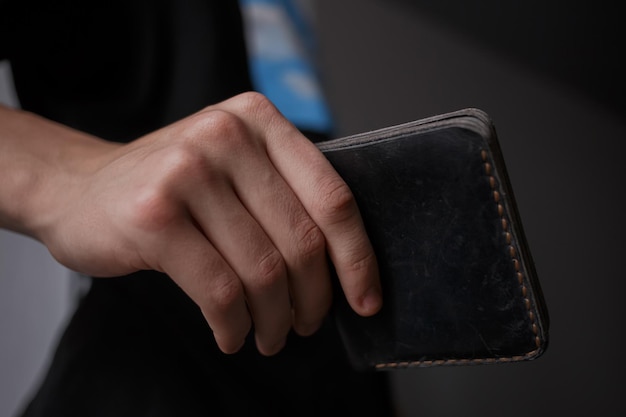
[0,92,382,356]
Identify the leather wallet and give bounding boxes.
[318,108,549,371]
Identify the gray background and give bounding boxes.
[314,1,625,416]
[1,0,624,416]
[0,61,75,417]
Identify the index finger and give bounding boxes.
[215,93,382,317]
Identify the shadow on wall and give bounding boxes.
[388,0,625,120]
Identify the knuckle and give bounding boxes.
[206,110,250,144]
[252,250,286,290]
[162,141,210,179]
[236,91,276,117]
[345,250,377,276]
[124,145,214,234]
[205,273,244,313]
[315,177,357,223]
[292,219,326,262]
[126,188,179,233]
[154,122,236,188]
[232,91,283,130]
[182,109,251,153]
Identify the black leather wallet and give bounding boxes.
[319,109,549,371]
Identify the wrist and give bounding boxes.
[0,106,120,242]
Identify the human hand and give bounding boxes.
[38,92,382,355]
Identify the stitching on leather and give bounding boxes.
[480,149,541,353]
[373,149,541,371]
[374,350,541,370]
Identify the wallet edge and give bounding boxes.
[320,109,550,370]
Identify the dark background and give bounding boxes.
[313,0,625,416]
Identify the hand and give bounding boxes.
[39,92,382,355]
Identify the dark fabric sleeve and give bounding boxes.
[5,0,252,142]
[0,0,14,61]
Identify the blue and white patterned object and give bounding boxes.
[238,0,334,133]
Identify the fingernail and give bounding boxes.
[361,287,382,316]
[216,336,246,355]
[259,337,286,357]
[295,321,322,337]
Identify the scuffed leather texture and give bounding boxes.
[319,109,549,371]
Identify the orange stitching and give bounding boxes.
[375,149,542,370]
[481,150,541,350]
[373,350,541,370]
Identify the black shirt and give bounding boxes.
[1,0,251,141]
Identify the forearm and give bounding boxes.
[0,104,118,239]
